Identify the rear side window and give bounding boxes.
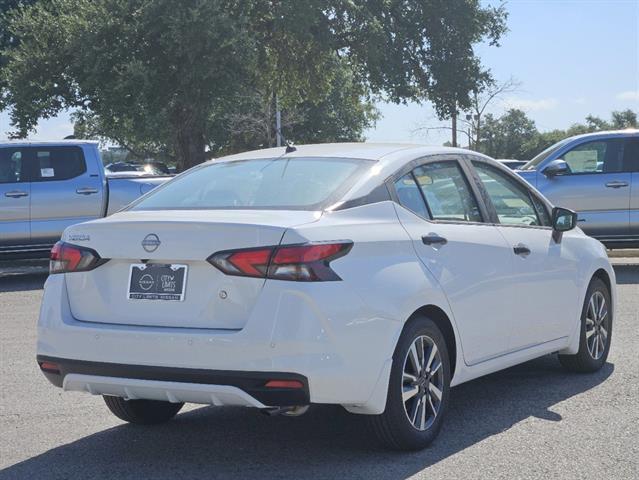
[131,157,371,211]
[30,147,86,182]
[413,162,482,223]
[0,149,25,184]
[623,138,639,171]
[394,173,429,218]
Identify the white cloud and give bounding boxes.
[503,97,559,112]
[616,90,639,102]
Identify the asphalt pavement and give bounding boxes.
[0,264,637,479]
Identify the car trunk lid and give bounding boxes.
[63,209,320,329]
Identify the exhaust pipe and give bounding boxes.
[261,405,310,417]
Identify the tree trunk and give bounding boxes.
[451,112,458,148]
[175,123,206,173]
[475,116,481,151]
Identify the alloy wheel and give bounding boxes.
[585,291,609,360]
[401,335,444,431]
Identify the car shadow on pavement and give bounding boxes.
[0,355,614,480]
[0,273,47,293]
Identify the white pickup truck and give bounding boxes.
[0,140,171,259]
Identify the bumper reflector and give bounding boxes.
[264,380,304,389]
[39,361,61,374]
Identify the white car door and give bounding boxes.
[392,158,519,366]
[470,159,580,350]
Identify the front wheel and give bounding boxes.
[103,396,184,425]
[369,316,451,450]
[559,277,612,373]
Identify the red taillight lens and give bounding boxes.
[208,242,352,282]
[50,241,106,274]
[208,247,274,278]
[268,242,352,281]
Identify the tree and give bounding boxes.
[611,109,637,129]
[464,76,520,149]
[220,60,379,154]
[1,0,508,169]
[478,109,539,159]
[477,108,639,160]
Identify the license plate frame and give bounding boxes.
[127,263,188,301]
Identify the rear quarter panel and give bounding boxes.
[277,202,464,400]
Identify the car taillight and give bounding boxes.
[50,241,107,274]
[207,242,352,282]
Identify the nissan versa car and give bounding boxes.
[37,144,614,450]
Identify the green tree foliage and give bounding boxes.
[478,108,638,160]
[1,0,507,170]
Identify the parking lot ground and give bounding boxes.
[0,267,638,480]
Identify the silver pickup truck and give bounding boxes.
[0,140,171,259]
[517,129,639,248]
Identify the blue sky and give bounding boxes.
[1,0,638,150]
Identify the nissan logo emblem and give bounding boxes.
[142,234,161,253]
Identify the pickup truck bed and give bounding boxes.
[0,141,170,259]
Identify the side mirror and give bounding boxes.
[542,159,569,178]
[552,206,577,232]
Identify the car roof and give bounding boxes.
[217,142,480,163]
[566,129,639,141]
[0,139,99,147]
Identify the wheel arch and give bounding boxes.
[407,305,458,380]
[592,268,612,295]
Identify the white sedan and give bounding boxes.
[37,143,614,450]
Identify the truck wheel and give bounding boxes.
[103,396,184,424]
[369,316,451,450]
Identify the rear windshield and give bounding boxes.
[130,157,372,211]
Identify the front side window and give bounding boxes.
[413,162,482,223]
[473,162,544,226]
[30,147,87,181]
[558,139,623,174]
[520,137,573,170]
[132,157,371,211]
[0,149,24,184]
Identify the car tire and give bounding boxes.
[559,277,612,373]
[103,396,184,425]
[369,316,451,451]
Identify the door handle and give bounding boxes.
[76,187,99,195]
[422,234,448,246]
[4,190,28,198]
[605,181,629,188]
[513,244,531,256]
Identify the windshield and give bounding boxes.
[130,157,372,211]
[520,137,573,170]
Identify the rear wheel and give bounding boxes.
[559,277,612,373]
[369,316,450,450]
[103,396,184,425]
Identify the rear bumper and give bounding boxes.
[37,273,402,414]
[37,355,309,407]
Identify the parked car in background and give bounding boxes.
[518,130,639,248]
[37,143,614,451]
[497,159,527,170]
[105,161,171,176]
[0,141,171,259]
[104,162,142,173]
